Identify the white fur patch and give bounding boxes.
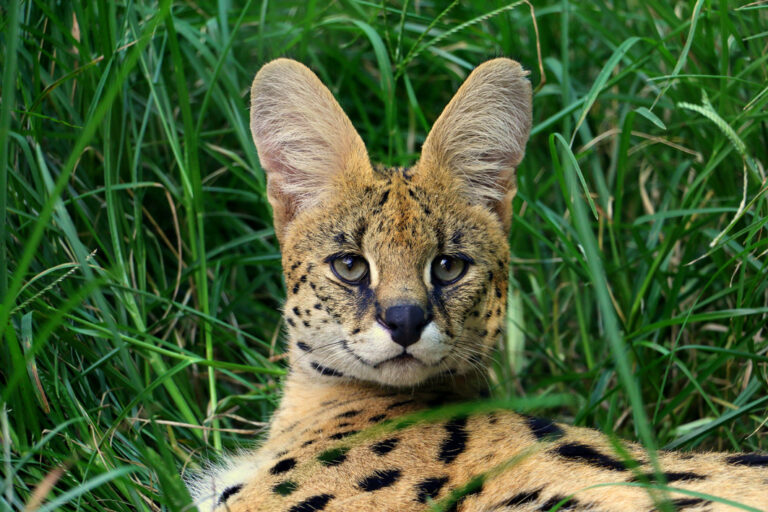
[185,454,263,511]
[407,322,449,365]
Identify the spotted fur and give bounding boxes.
[188,59,768,512]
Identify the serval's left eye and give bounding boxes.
[431,255,469,285]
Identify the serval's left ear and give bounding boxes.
[419,58,532,230]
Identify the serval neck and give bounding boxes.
[269,368,487,434]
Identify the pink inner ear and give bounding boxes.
[417,59,531,214]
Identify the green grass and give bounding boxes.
[2,1,767,510]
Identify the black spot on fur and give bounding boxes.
[378,189,390,207]
[358,469,402,491]
[218,484,243,505]
[313,303,322,310]
[352,328,361,334]
[302,320,310,327]
[318,447,349,466]
[631,472,705,483]
[310,362,343,377]
[525,416,564,441]
[329,430,358,440]
[669,498,708,509]
[438,416,469,463]
[273,480,298,496]
[554,443,627,471]
[726,453,768,466]
[287,318,296,327]
[495,286,503,298]
[335,409,361,419]
[292,283,300,294]
[269,458,297,475]
[333,233,346,245]
[538,495,577,510]
[371,437,399,455]
[369,414,387,423]
[297,342,312,352]
[387,399,414,410]
[288,494,334,512]
[301,439,315,447]
[415,476,449,503]
[501,488,542,506]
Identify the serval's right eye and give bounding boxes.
[330,254,369,284]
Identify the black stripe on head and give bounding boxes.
[353,219,368,246]
[525,415,565,441]
[297,341,312,352]
[415,476,449,503]
[438,416,469,464]
[358,469,402,491]
[217,484,243,505]
[554,442,627,471]
[725,453,768,466]
[288,494,334,512]
[310,361,343,377]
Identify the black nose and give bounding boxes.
[379,305,431,347]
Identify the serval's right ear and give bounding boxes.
[250,59,371,242]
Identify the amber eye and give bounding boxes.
[330,254,369,284]
[431,255,469,285]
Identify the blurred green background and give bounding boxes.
[1,1,767,510]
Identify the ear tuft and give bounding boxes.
[420,58,532,225]
[250,59,369,240]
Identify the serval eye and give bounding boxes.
[331,254,369,284]
[431,255,469,285]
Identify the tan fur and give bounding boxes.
[189,59,768,512]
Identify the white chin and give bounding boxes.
[369,363,436,387]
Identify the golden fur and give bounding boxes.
[188,59,768,512]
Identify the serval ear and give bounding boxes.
[250,59,371,242]
[419,58,532,230]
